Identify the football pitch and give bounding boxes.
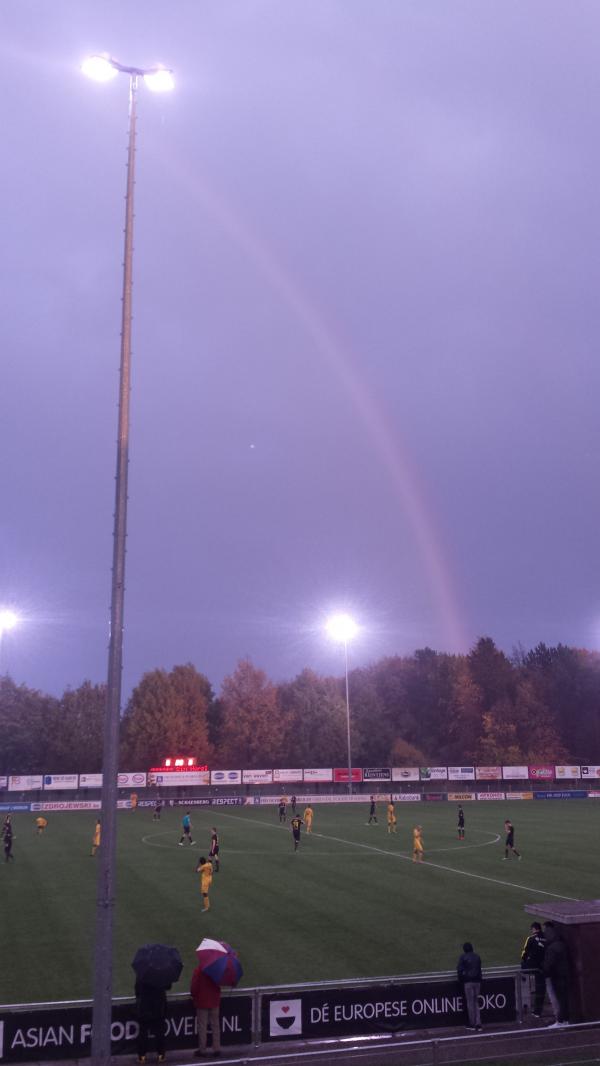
[1,800,599,1006]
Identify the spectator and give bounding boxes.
[191,964,221,1057]
[543,922,569,1027]
[135,979,167,1063]
[457,941,483,1031]
[521,921,545,1019]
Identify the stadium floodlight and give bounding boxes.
[0,609,18,636]
[325,613,359,795]
[83,53,173,1066]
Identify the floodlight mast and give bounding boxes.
[82,53,172,1066]
[326,614,359,795]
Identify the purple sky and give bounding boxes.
[2,1,600,698]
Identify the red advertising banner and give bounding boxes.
[528,765,554,781]
[333,768,363,783]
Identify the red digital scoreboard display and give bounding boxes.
[148,758,209,773]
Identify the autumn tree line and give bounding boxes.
[2,638,600,775]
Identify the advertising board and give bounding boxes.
[528,765,554,781]
[0,996,252,1062]
[447,792,474,802]
[508,791,533,800]
[554,766,580,779]
[419,767,447,780]
[262,977,515,1041]
[0,777,8,790]
[242,770,273,785]
[363,768,391,782]
[475,767,502,780]
[448,767,475,781]
[79,774,103,788]
[477,792,506,800]
[392,767,419,782]
[273,769,303,783]
[581,766,600,778]
[147,771,209,788]
[333,768,363,783]
[117,773,147,788]
[210,770,242,786]
[303,768,332,782]
[502,767,528,780]
[8,776,43,792]
[43,775,78,791]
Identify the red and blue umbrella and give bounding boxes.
[196,938,243,987]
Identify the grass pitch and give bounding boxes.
[1,799,599,1005]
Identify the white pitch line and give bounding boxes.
[211,811,579,902]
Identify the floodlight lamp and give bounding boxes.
[326,613,359,644]
[144,67,174,93]
[0,609,18,634]
[81,54,119,82]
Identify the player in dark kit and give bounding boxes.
[457,806,465,840]
[290,795,297,814]
[278,798,287,823]
[290,815,304,851]
[367,796,378,824]
[209,827,220,872]
[3,818,14,862]
[153,799,162,820]
[503,819,521,860]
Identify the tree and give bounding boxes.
[0,676,59,774]
[218,660,286,766]
[121,664,214,768]
[278,668,347,766]
[49,681,106,772]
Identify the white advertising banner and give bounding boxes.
[581,766,600,779]
[43,774,78,790]
[392,767,420,782]
[242,769,273,785]
[273,769,303,783]
[8,775,43,791]
[502,766,529,780]
[555,766,580,779]
[80,773,103,788]
[117,772,147,788]
[477,791,506,800]
[475,766,502,780]
[303,768,333,782]
[148,770,209,787]
[0,776,7,789]
[448,767,475,781]
[211,770,242,786]
[419,767,448,780]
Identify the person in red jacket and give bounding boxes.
[191,965,221,1056]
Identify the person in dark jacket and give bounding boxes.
[543,922,569,1027]
[521,921,546,1018]
[135,980,167,1063]
[457,942,483,1030]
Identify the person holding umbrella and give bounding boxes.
[192,938,243,1057]
[131,944,183,1064]
[191,966,221,1056]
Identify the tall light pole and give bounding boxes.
[82,53,174,1066]
[326,613,359,795]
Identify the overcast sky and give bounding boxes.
[2,1,600,698]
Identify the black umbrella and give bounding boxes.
[132,944,183,989]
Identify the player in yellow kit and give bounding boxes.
[303,806,313,833]
[387,801,397,834]
[196,856,213,912]
[91,819,101,856]
[413,825,424,862]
